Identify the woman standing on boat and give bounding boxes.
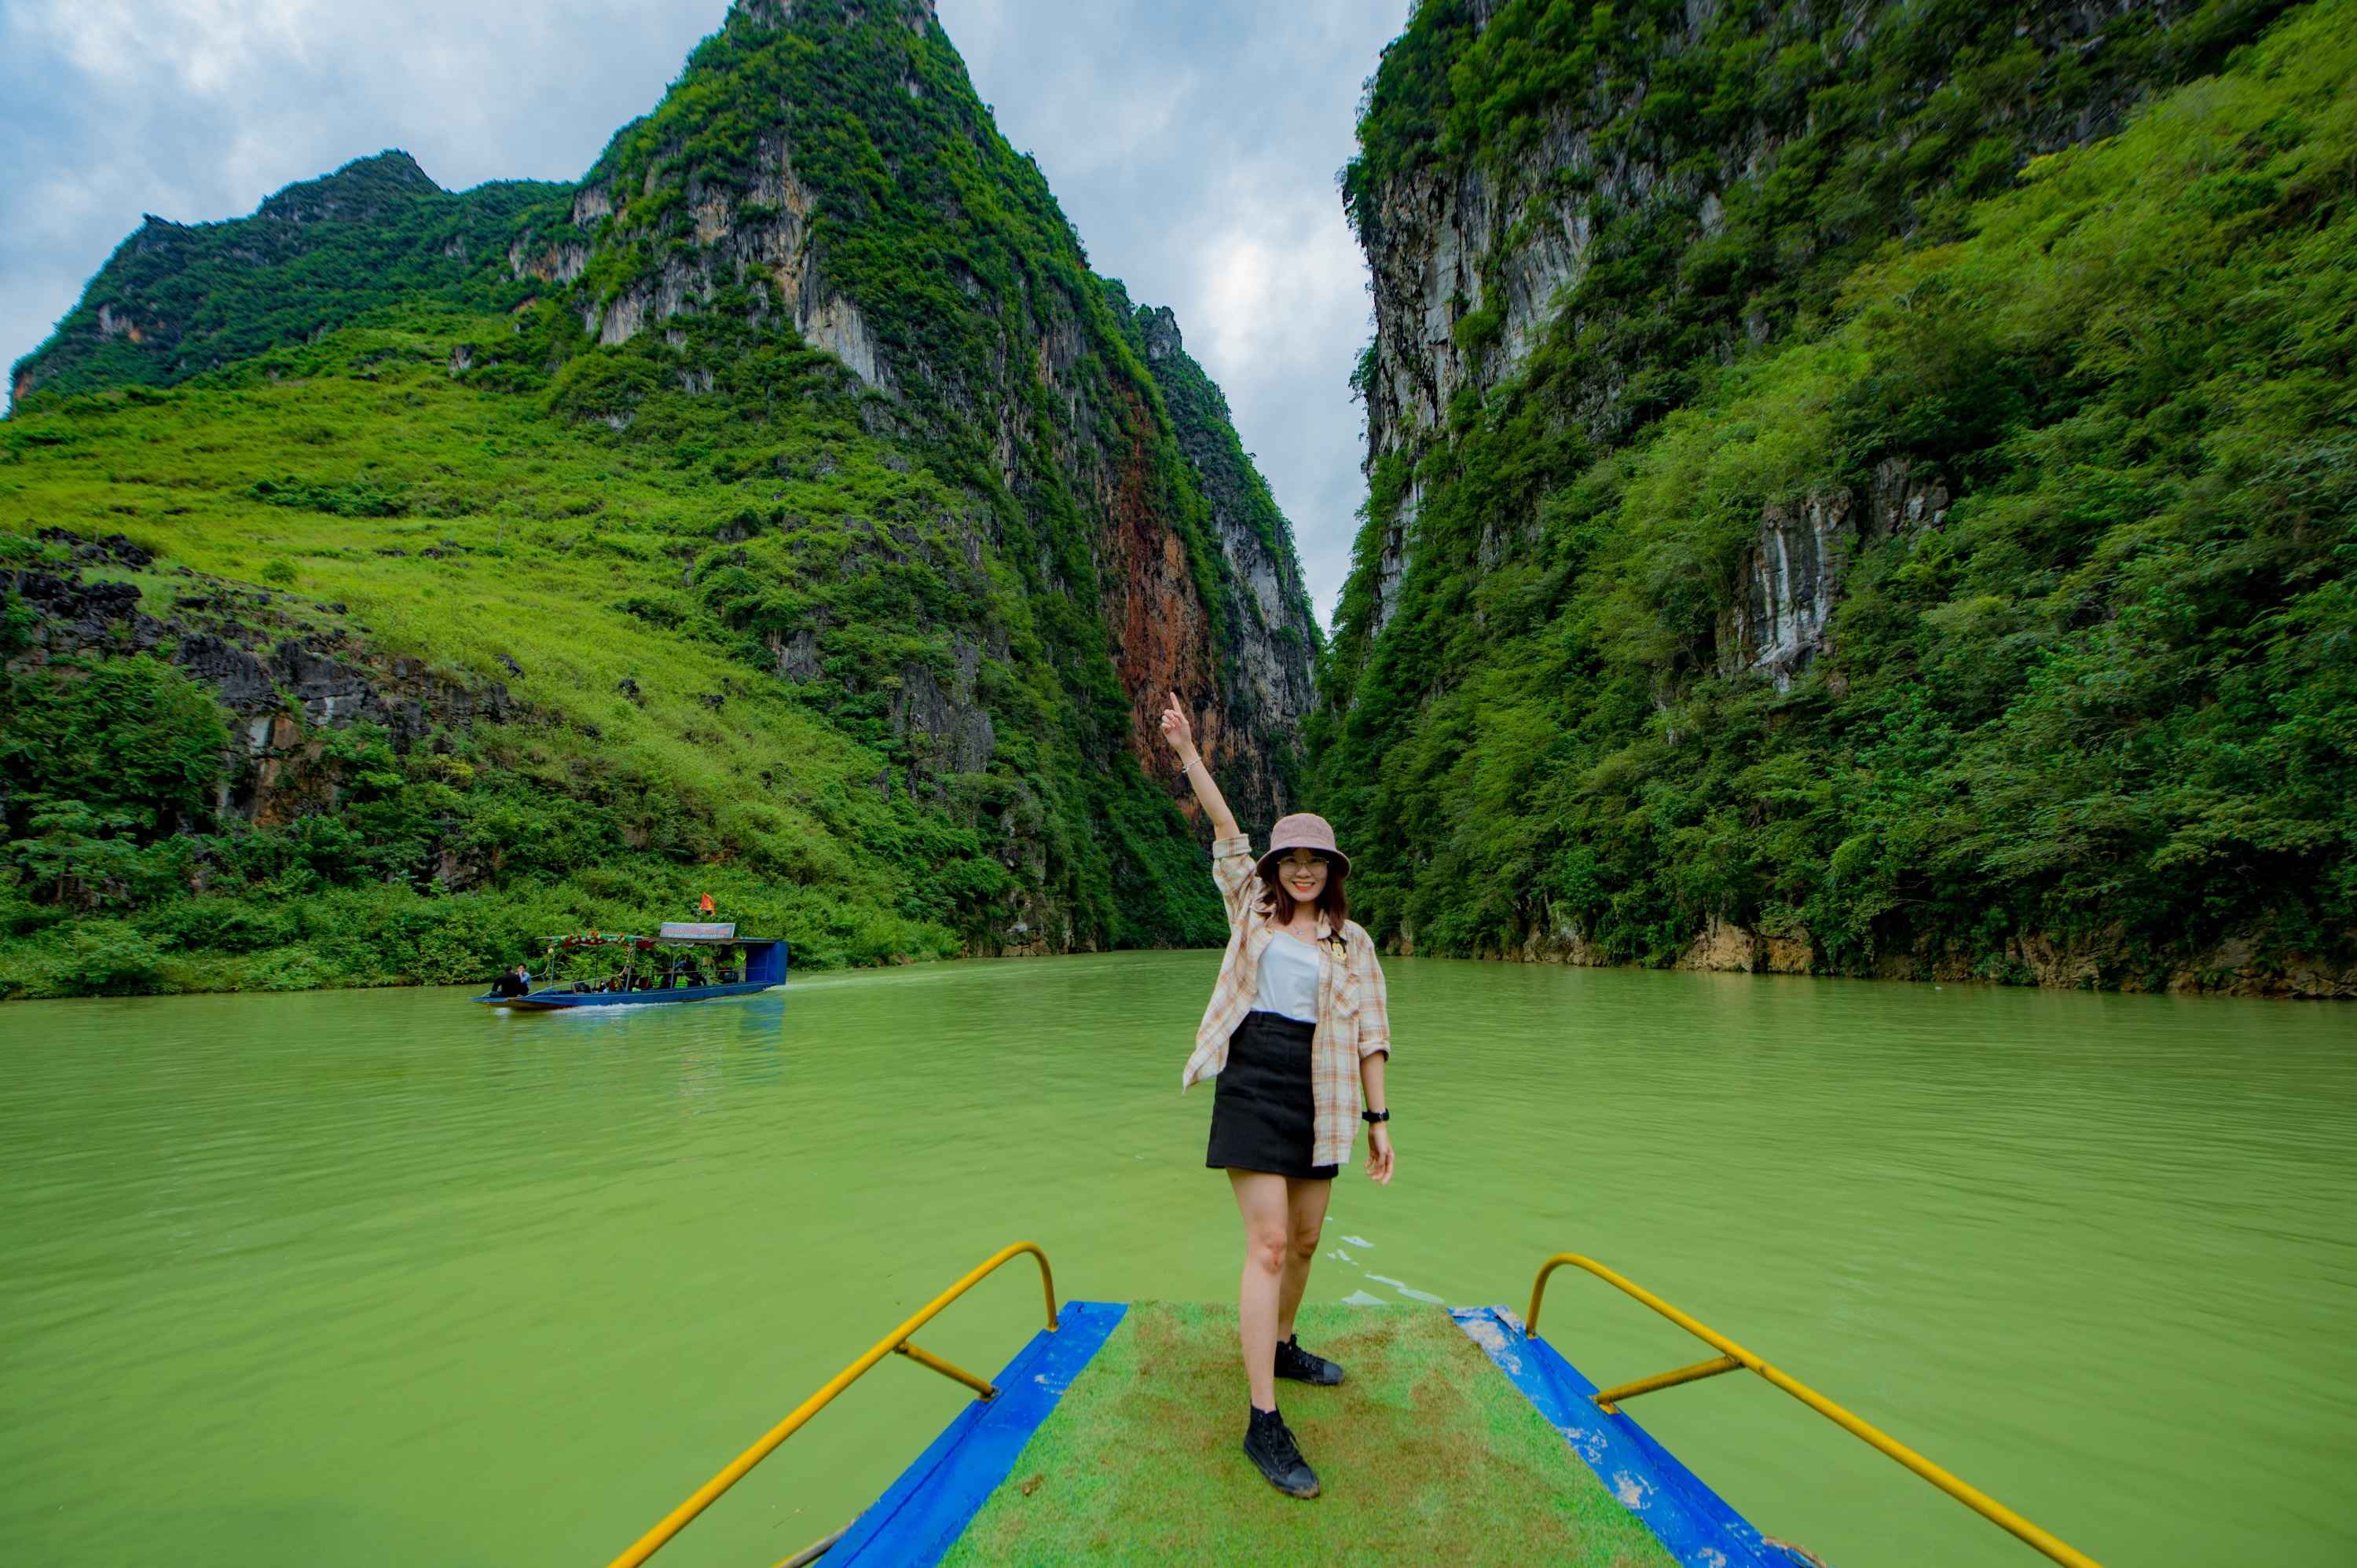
[1159,691,1393,1500]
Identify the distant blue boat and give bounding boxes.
[474,922,787,1010]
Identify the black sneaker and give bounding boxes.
[1242,1405,1321,1498]
[1274,1334,1345,1386]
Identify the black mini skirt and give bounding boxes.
[1206,1010,1337,1181]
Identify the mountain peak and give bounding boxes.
[11,149,540,403]
[1141,306,1184,362]
[0,0,1323,983]
[731,0,937,35]
[255,152,443,225]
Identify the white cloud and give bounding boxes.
[0,0,1402,624]
[16,0,318,93]
[0,0,717,381]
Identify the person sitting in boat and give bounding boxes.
[1159,690,1392,1503]
[489,964,531,999]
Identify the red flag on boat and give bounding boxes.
[699,893,715,914]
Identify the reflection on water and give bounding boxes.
[1,955,2351,1567]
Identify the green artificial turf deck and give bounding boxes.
[940,1302,1679,1568]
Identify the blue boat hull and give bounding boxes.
[1453,1306,1816,1567]
[472,981,779,1009]
[825,1303,1805,1568]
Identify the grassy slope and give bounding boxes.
[2,2,1326,999]
[1314,0,2357,986]
[944,1302,1675,1568]
[0,313,1046,995]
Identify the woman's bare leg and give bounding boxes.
[1229,1170,1292,1411]
[1275,1177,1332,1345]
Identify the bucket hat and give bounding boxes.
[1253,813,1351,885]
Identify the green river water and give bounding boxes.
[2,954,2352,1568]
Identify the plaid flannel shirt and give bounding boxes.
[1182,833,1391,1169]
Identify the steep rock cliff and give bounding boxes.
[485,0,1320,829]
[1127,300,1319,825]
[1342,0,2287,639]
[1314,0,2357,996]
[0,0,1318,994]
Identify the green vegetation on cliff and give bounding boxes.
[1318,0,2357,990]
[9,153,556,405]
[1343,0,2287,434]
[2,324,1010,993]
[0,0,1320,998]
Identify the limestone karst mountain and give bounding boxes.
[0,0,1319,994]
[1313,0,2356,995]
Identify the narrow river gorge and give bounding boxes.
[2,956,2349,1566]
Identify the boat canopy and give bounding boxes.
[658,921,742,943]
[537,924,777,950]
[526,925,789,991]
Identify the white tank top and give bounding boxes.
[1255,931,1321,1023]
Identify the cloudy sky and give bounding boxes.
[0,0,1406,623]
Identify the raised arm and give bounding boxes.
[1158,691,1240,841]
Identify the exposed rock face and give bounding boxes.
[748,507,1011,811]
[1504,903,2355,998]
[541,129,894,396]
[2,570,157,652]
[508,0,1318,838]
[1718,491,1854,691]
[172,636,512,742]
[886,634,995,782]
[1358,121,1593,467]
[1135,305,1320,829]
[1098,391,1222,760]
[1351,94,1644,634]
[1716,462,1949,690]
[1349,0,2220,636]
[6,564,520,827]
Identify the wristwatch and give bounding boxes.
[1361,1108,1389,1123]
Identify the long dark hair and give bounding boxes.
[1259,855,1348,941]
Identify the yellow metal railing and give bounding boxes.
[603,1242,1058,1568]
[1527,1255,2102,1568]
